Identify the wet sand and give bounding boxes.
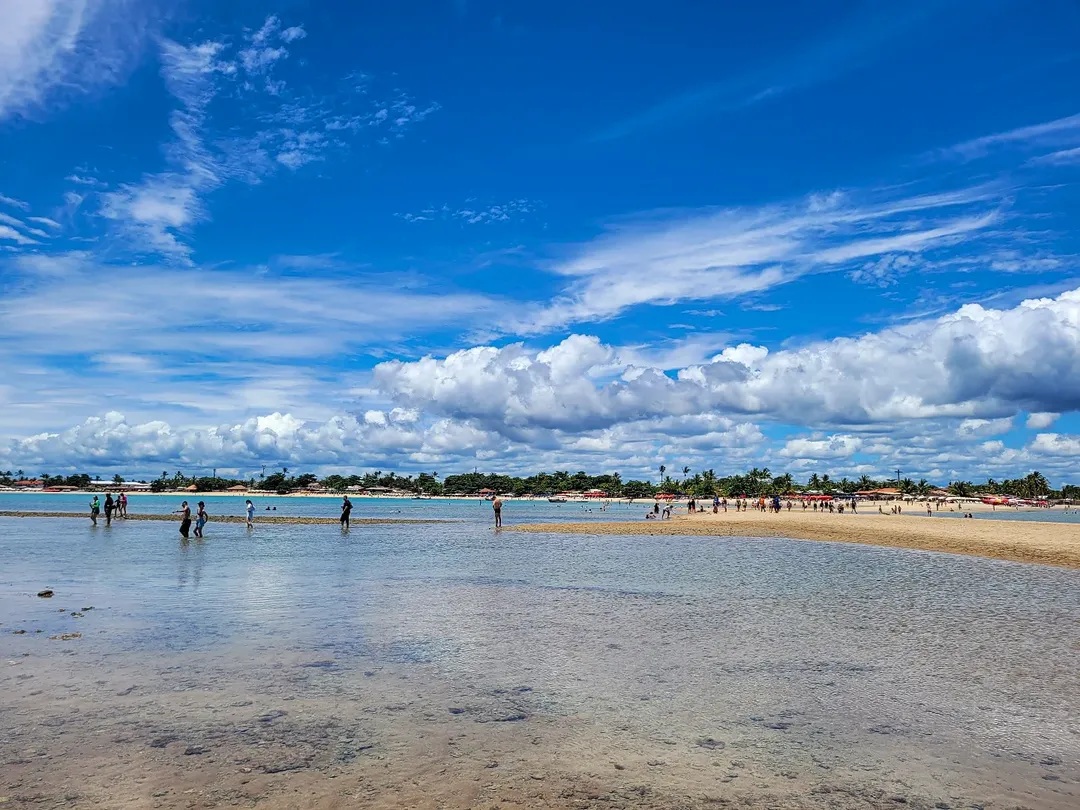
[509,510,1080,570]
[5,628,1076,810]
[0,511,450,525]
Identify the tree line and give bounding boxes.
[3,466,1073,500]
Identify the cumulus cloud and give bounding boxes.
[1026,412,1059,430]
[2,409,502,471]
[378,287,1080,434]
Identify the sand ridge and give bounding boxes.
[0,511,451,525]
[508,509,1080,570]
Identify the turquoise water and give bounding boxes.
[2,503,1078,807]
[0,491,630,521]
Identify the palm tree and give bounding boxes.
[807,473,821,491]
[857,474,873,491]
[16,469,23,480]
[682,466,691,482]
[1022,471,1050,498]
[899,477,915,495]
[915,478,931,497]
[659,464,666,484]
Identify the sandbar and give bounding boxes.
[0,511,450,525]
[509,510,1080,570]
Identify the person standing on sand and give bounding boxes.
[194,502,209,538]
[118,491,127,518]
[340,495,352,530]
[245,499,255,528]
[89,495,100,525]
[493,496,503,528]
[104,493,115,524]
[176,501,191,538]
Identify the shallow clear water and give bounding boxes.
[2,507,1078,808]
[0,491,632,522]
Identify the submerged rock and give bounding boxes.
[37,590,53,598]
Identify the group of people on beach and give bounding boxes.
[89,492,127,525]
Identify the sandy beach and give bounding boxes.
[510,509,1080,570]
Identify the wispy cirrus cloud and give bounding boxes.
[937,112,1080,162]
[95,15,439,261]
[504,184,1004,334]
[591,2,953,142]
[397,198,538,224]
[0,193,30,210]
[0,0,151,122]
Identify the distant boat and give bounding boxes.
[548,497,568,503]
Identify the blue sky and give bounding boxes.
[1,0,1079,484]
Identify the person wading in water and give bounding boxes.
[492,495,503,528]
[194,501,209,538]
[340,495,352,530]
[176,501,192,539]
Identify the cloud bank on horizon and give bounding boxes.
[1,0,1079,485]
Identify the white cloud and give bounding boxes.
[99,38,228,259]
[280,26,306,43]
[377,287,1080,438]
[26,215,61,229]
[0,254,499,361]
[1026,412,1059,430]
[65,173,104,186]
[0,0,147,121]
[0,193,30,210]
[940,112,1080,162]
[958,417,1013,438]
[398,199,537,225]
[1029,146,1080,166]
[1,409,507,473]
[0,225,38,245]
[779,435,863,459]
[503,185,1001,334]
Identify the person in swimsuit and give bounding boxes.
[89,495,100,525]
[194,501,208,537]
[176,501,191,538]
[104,493,114,524]
[340,495,352,529]
[118,491,127,518]
[492,496,503,528]
[245,499,255,528]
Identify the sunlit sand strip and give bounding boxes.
[0,511,452,525]
[509,511,1080,570]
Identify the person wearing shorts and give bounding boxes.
[194,502,208,537]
